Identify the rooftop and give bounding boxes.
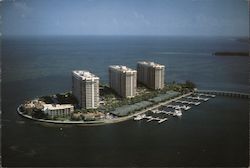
[138,61,165,68]
[72,70,99,80]
[109,65,137,73]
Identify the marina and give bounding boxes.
[134,114,168,123]
[186,96,209,101]
[164,104,191,110]
[152,109,182,116]
[196,93,216,98]
[134,93,216,124]
[174,100,201,105]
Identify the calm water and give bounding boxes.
[2,36,249,167]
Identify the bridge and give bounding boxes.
[195,90,250,99]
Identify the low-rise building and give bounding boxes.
[43,104,74,117]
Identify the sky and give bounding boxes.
[2,0,249,37]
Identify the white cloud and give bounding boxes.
[133,11,145,19]
[133,11,151,26]
[13,1,30,11]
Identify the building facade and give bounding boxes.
[137,61,165,90]
[43,104,74,117]
[109,65,137,98]
[72,70,99,109]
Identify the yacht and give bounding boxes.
[203,98,209,101]
[194,102,201,106]
[173,109,182,117]
[174,105,181,110]
[134,114,145,120]
[181,105,191,110]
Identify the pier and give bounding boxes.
[196,93,216,98]
[151,109,182,117]
[163,104,191,110]
[186,96,209,101]
[195,90,250,99]
[152,109,174,115]
[175,100,201,105]
[134,114,168,123]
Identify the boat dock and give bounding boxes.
[134,114,168,123]
[163,104,191,110]
[175,100,201,106]
[196,93,216,98]
[152,109,174,115]
[146,116,168,123]
[186,96,209,101]
[134,92,217,124]
[152,109,182,117]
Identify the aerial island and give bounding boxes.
[18,61,196,124]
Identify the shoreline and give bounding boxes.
[17,92,193,126]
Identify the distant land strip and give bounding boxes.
[236,38,250,44]
[153,51,210,56]
[213,52,249,57]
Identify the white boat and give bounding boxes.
[181,105,191,110]
[173,109,182,117]
[174,105,181,110]
[203,98,209,101]
[194,102,201,105]
[134,114,145,121]
[151,109,158,113]
[145,115,153,119]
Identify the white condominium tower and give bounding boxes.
[137,61,165,90]
[72,70,99,109]
[109,65,137,98]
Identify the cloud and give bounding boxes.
[133,11,151,26]
[133,11,145,19]
[13,1,30,11]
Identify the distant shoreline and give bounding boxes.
[213,52,249,57]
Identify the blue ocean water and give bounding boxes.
[3,36,249,91]
[2,36,249,167]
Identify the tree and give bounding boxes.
[71,113,82,121]
[185,80,196,89]
[31,109,48,119]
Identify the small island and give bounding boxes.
[18,61,196,125]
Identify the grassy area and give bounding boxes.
[99,81,195,115]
